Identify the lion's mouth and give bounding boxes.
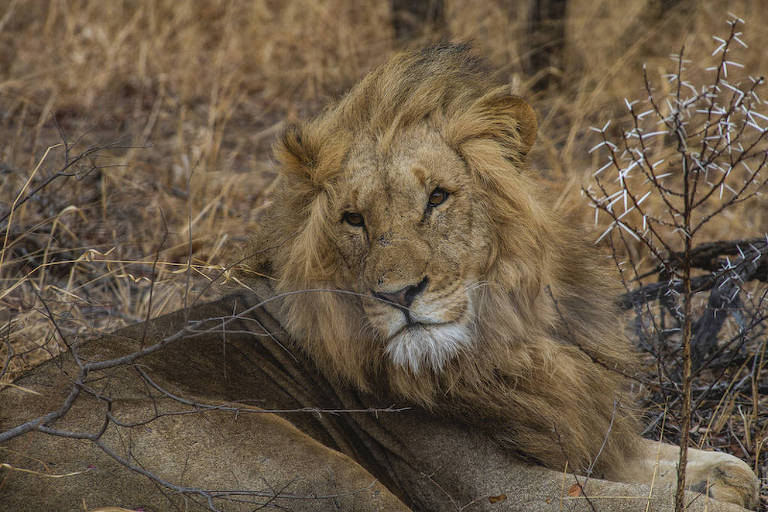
[364,285,476,372]
[384,320,474,373]
[390,320,449,338]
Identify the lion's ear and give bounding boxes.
[274,122,348,189]
[450,91,537,160]
[274,122,318,180]
[504,96,537,157]
[479,93,537,158]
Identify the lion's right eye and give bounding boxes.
[427,187,449,208]
[343,212,365,227]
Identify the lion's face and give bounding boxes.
[256,45,541,377]
[331,127,492,371]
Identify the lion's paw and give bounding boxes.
[686,451,759,510]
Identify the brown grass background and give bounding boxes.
[1,0,767,505]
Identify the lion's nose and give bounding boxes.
[373,276,429,310]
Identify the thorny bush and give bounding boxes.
[584,16,768,511]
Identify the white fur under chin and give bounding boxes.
[385,322,473,373]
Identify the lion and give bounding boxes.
[242,43,760,508]
[0,44,761,511]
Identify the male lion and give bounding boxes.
[242,43,760,508]
[0,44,761,511]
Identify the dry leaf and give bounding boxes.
[568,483,583,497]
[488,494,507,503]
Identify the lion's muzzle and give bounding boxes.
[372,276,429,324]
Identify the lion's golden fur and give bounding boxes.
[244,44,641,475]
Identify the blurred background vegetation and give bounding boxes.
[1,0,767,504]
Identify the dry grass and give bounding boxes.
[1,0,767,507]
[0,0,394,378]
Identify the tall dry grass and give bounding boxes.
[1,0,395,378]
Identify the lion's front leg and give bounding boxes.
[606,437,760,510]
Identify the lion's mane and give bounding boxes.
[244,44,640,475]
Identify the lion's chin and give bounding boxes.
[384,322,474,373]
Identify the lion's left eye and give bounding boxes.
[427,188,448,208]
[343,212,365,227]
